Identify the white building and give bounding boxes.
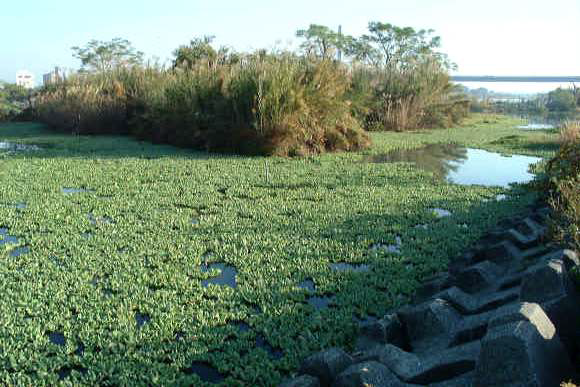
[16,70,35,89]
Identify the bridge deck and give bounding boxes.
[451,76,580,83]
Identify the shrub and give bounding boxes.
[35,56,370,156]
[349,59,469,131]
[540,135,580,252]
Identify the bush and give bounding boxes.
[539,136,580,252]
[35,56,370,156]
[349,60,469,131]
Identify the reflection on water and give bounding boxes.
[369,144,468,181]
[515,112,580,130]
[0,142,41,151]
[368,144,541,187]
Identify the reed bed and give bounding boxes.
[35,53,467,155]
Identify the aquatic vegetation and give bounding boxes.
[0,116,555,385]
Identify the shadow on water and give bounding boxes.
[367,143,542,188]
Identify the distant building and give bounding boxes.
[16,70,35,89]
[43,67,65,86]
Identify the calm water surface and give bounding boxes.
[368,144,541,188]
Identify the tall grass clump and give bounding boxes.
[36,54,370,156]
[559,120,580,145]
[349,59,469,131]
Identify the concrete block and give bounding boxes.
[355,313,406,351]
[366,342,479,384]
[521,259,580,356]
[299,347,353,387]
[334,361,416,387]
[438,286,519,315]
[473,241,521,265]
[398,299,460,352]
[452,261,502,294]
[413,273,452,303]
[279,374,320,387]
[474,321,574,386]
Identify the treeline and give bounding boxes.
[468,86,580,115]
[35,23,469,156]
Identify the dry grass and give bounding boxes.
[559,120,580,144]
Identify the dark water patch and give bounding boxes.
[330,262,371,272]
[370,235,403,255]
[10,246,30,257]
[87,214,114,225]
[191,218,200,225]
[431,208,452,218]
[74,343,85,356]
[353,314,379,325]
[0,142,41,151]
[81,232,93,239]
[367,144,541,188]
[183,362,225,383]
[135,312,151,328]
[200,263,237,288]
[148,284,165,293]
[102,288,115,297]
[298,279,316,292]
[48,332,66,346]
[175,330,186,340]
[49,255,64,267]
[3,202,26,209]
[231,321,251,333]
[244,301,261,314]
[57,365,88,380]
[256,335,284,359]
[0,228,19,246]
[307,295,335,310]
[62,188,93,194]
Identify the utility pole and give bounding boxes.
[337,25,342,62]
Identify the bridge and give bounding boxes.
[450,76,580,83]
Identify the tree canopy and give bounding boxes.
[295,21,452,70]
[172,36,239,69]
[72,38,144,72]
[295,24,343,60]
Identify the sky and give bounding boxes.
[2,0,579,93]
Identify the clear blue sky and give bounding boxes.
[2,0,579,87]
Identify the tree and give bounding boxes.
[71,38,144,72]
[296,24,343,60]
[361,22,443,69]
[173,36,238,69]
[0,82,29,120]
[173,36,217,68]
[546,88,577,112]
